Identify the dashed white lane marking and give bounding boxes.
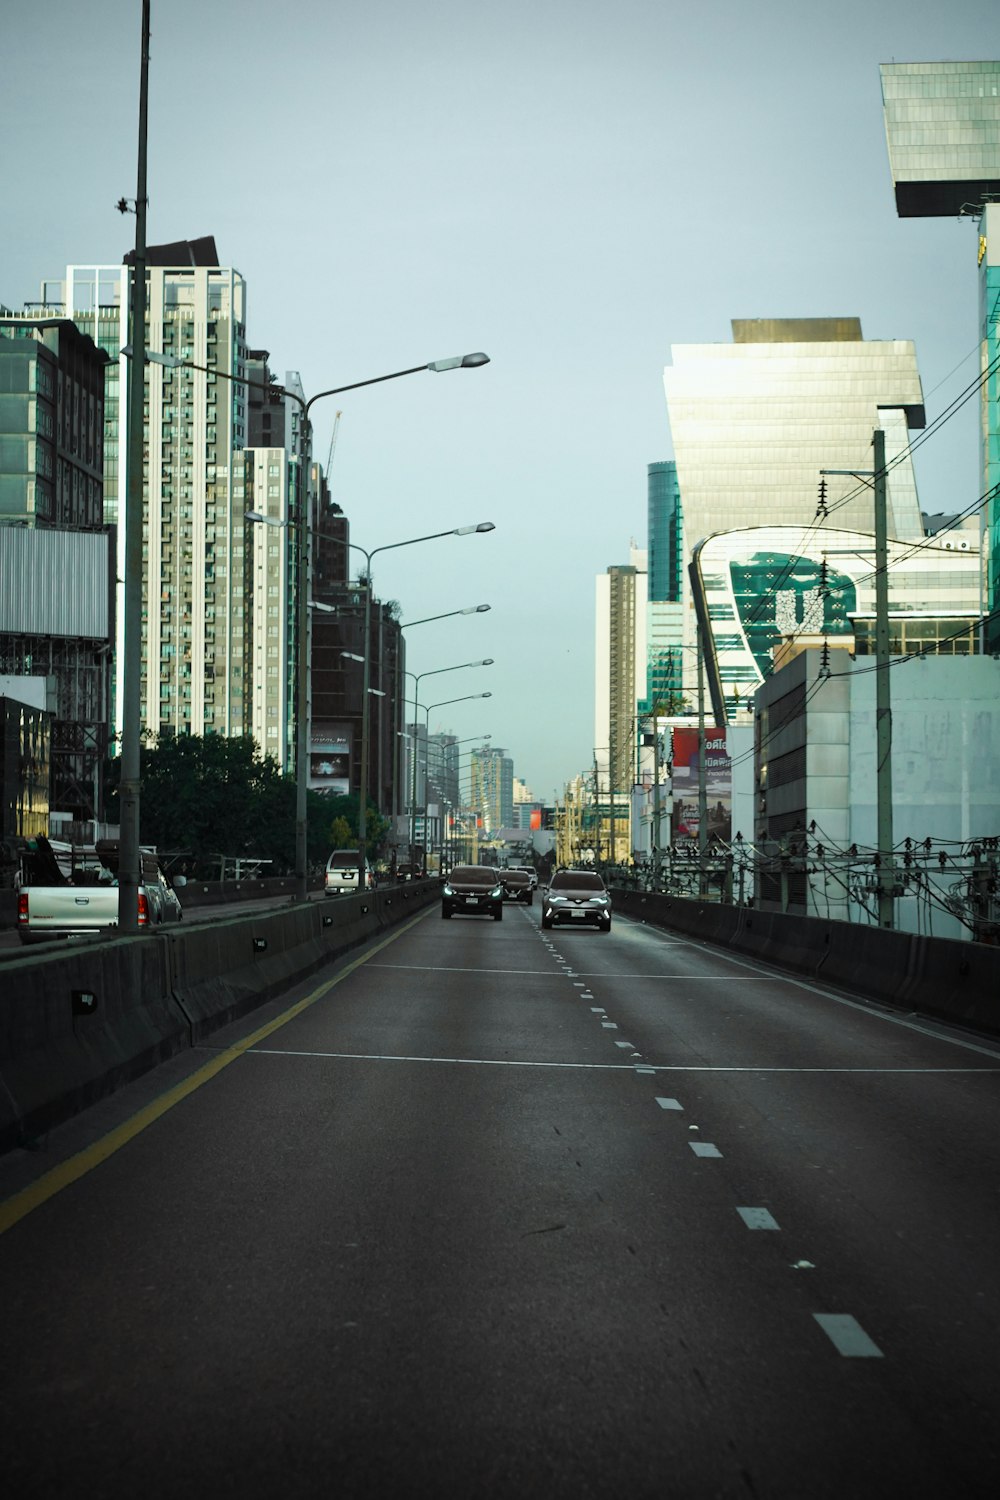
[581,991,594,999]
[656,1097,684,1110]
[590,1006,606,1013]
[573,982,585,988]
[601,1021,619,1030]
[689,1142,723,1158]
[635,1066,656,1075]
[615,1040,634,1049]
[737,1207,780,1230]
[813,1314,884,1358]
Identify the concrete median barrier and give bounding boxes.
[0,879,438,1155]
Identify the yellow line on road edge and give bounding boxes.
[0,908,431,1237]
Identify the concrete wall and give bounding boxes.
[0,880,438,1155]
[611,887,1000,1037]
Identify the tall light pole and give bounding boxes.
[406,658,495,862]
[117,0,150,932]
[395,604,490,854]
[420,693,494,869]
[348,530,494,890]
[169,354,489,903]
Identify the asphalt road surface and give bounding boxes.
[1,901,998,1498]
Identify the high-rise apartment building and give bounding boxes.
[39,244,266,747]
[594,550,648,807]
[663,319,927,690]
[470,745,514,833]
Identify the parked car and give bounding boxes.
[540,868,612,931]
[325,849,375,896]
[501,869,533,904]
[441,865,504,920]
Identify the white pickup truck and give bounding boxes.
[16,837,183,944]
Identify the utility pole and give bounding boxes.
[822,427,894,928]
[697,621,708,897]
[872,427,895,929]
[652,709,662,890]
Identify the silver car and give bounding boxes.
[541,869,612,932]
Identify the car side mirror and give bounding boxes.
[173,874,187,888]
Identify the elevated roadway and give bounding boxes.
[1,902,998,1495]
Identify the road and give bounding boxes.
[1,900,998,1497]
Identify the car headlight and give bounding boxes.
[549,895,567,905]
[443,885,454,897]
[592,896,609,906]
[490,886,502,898]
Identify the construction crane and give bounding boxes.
[325,410,342,483]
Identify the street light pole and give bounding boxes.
[218,354,488,888]
[406,656,495,864]
[351,531,494,891]
[420,693,493,870]
[118,0,150,934]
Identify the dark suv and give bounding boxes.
[541,869,612,931]
[441,865,504,920]
[501,870,533,904]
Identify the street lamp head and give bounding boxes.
[340,651,364,663]
[474,603,491,612]
[453,521,496,537]
[426,352,491,372]
[481,659,494,666]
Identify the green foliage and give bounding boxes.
[105,732,392,874]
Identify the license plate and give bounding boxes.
[571,910,587,918]
[465,897,479,905]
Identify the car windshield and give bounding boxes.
[449,867,501,887]
[550,870,605,891]
[504,872,530,884]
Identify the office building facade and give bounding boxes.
[663,319,927,690]
[880,61,1000,646]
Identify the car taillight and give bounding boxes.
[17,892,28,925]
[138,891,149,927]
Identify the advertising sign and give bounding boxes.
[310,723,351,794]
[671,728,732,844]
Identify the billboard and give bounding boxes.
[310,723,351,794]
[671,728,732,844]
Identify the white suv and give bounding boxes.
[324,849,375,896]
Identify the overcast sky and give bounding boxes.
[3,0,994,801]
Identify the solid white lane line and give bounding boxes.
[605,1065,1000,1074]
[689,1142,723,1158]
[737,1207,780,1230]
[616,918,1000,1061]
[245,1049,637,1070]
[368,963,583,977]
[656,1097,684,1110]
[813,1314,884,1358]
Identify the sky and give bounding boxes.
[2,0,995,802]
